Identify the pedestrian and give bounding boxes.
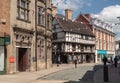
[74,57,77,68]
[102,56,108,66]
[57,55,60,67]
[110,57,114,68]
[114,56,118,68]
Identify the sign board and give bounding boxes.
[0,38,4,45]
[5,36,10,45]
[9,57,15,63]
[97,50,107,55]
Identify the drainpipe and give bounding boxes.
[45,0,47,69]
[35,0,37,71]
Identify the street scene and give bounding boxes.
[0,63,120,83]
[0,0,120,83]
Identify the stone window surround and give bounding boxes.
[17,0,30,22]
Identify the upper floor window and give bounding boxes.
[17,0,30,21]
[42,14,45,26]
[38,7,42,25]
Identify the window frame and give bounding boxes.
[17,0,30,22]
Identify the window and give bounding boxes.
[47,14,50,29]
[83,35,85,39]
[42,14,45,26]
[38,7,42,25]
[17,0,30,21]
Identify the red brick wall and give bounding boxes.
[102,32,104,50]
[0,0,10,74]
[0,0,10,35]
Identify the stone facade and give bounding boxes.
[0,0,52,74]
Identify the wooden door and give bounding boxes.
[18,48,28,72]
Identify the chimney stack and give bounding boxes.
[65,9,73,20]
[85,14,91,20]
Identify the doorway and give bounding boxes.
[18,48,28,72]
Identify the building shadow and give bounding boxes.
[64,64,103,83]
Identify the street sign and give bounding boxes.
[9,57,15,63]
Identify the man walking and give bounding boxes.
[74,56,77,68]
[103,56,108,66]
[114,56,118,68]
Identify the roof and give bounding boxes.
[56,14,65,19]
[57,18,95,37]
[76,13,91,23]
[116,40,120,44]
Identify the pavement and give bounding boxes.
[94,64,120,83]
[0,63,120,83]
[0,63,95,83]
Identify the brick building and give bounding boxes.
[0,0,52,74]
[0,0,10,74]
[76,14,115,63]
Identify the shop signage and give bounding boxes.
[0,38,4,46]
[9,57,15,63]
[5,36,10,45]
[97,50,107,55]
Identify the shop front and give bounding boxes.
[0,37,6,74]
[97,50,108,62]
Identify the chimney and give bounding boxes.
[52,6,57,17]
[65,9,73,20]
[85,14,91,20]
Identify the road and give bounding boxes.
[37,64,103,83]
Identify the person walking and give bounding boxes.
[74,58,77,68]
[110,57,114,68]
[114,56,118,68]
[102,56,108,66]
[57,55,60,67]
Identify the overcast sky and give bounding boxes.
[52,0,120,39]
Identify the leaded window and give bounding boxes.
[17,0,30,21]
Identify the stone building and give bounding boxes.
[76,14,115,63]
[52,9,95,64]
[0,0,52,74]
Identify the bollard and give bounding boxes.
[103,65,109,82]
